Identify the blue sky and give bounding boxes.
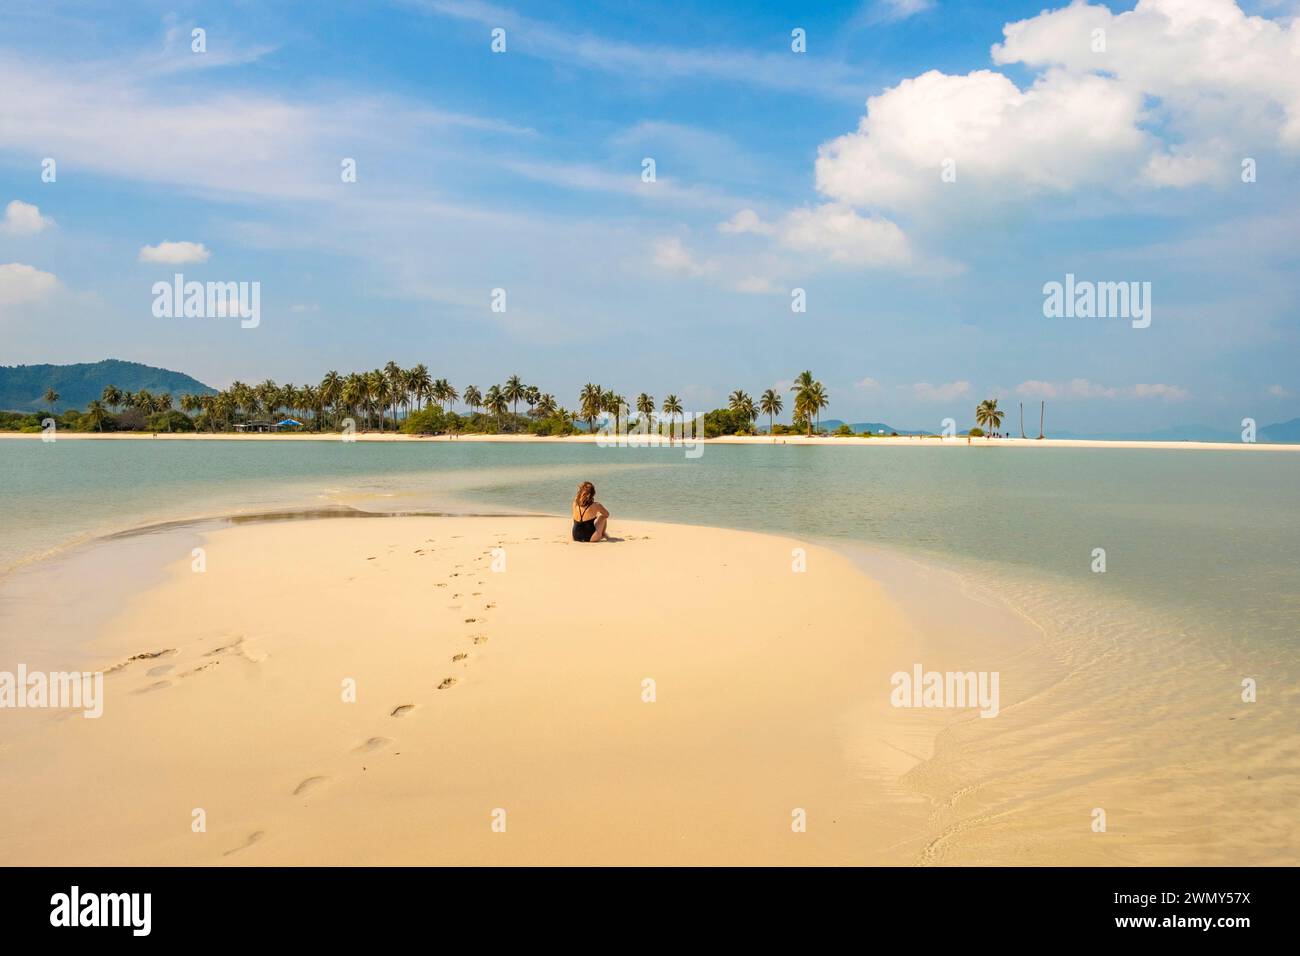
[1,0,1297,430]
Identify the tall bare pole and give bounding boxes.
[1038,401,1045,439]
[1020,402,1025,439]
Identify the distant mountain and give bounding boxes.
[1052,420,1299,444]
[1260,418,1300,443]
[802,420,931,435]
[0,360,217,412]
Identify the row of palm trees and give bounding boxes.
[80,365,835,436]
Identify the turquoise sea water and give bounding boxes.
[3,439,1298,648]
[2,437,1297,862]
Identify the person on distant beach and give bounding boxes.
[571,481,609,542]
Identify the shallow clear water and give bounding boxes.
[3,439,1298,649]
[2,437,1297,862]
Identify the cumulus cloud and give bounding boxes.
[651,237,713,277]
[720,204,912,267]
[781,204,912,266]
[1016,378,1188,401]
[1,200,54,235]
[0,262,59,307]
[993,0,1300,149]
[815,68,1147,212]
[813,0,1300,216]
[718,209,775,236]
[138,241,210,264]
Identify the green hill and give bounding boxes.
[0,360,217,412]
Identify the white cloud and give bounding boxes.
[719,209,776,236]
[414,0,869,99]
[138,241,211,264]
[816,68,1147,212]
[814,0,1300,214]
[1016,378,1188,401]
[862,0,935,25]
[719,204,927,272]
[733,276,780,294]
[854,377,883,391]
[1266,384,1291,398]
[905,380,972,402]
[993,0,1300,148]
[0,262,59,307]
[1,200,54,235]
[780,204,912,266]
[1131,383,1189,401]
[651,237,713,277]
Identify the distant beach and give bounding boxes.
[2,430,1297,451]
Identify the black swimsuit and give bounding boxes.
[572,505,597,542]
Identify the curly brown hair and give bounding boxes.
[574,481,596,510]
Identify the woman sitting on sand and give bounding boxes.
[572,481,609,542]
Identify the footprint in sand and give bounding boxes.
[146,664,175,677]
[451,653,468,662]
[472,634,489,645]
[437,678,457,690]
[390,704,415,717]
[132,680,173,694]
[354,736,392,753]
[222,831,265,857]
[464,617,479,623]
[106,649,177,673]
[292,775,328,796]
[179,662,219,677]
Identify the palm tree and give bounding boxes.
[484,385,508,432]
[601,390,626,432]
[789,371,827,436]
[759,389,783,435]
[342,374,365,429]
[524,385,541,415]
[463,385,482,419]
[363,370,384,430]
[101,385,122,410]
[728,390,756,432]
[579,383,603,433]
[535,393,558,417]
[975,398,1004,437]
[662,394,683,440]
[383,360,403,398]
[85,399,108,431]
[503,375,526,430]
[42,388,59,415]
[300,384,320,429]
[319,371,342,428]
[807,382,828,433]
[636,393,655,432]
[409,365,433,412]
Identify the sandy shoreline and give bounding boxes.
[0,515,940,865]
[1,511,1293,865]
[1,430,1295,450]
